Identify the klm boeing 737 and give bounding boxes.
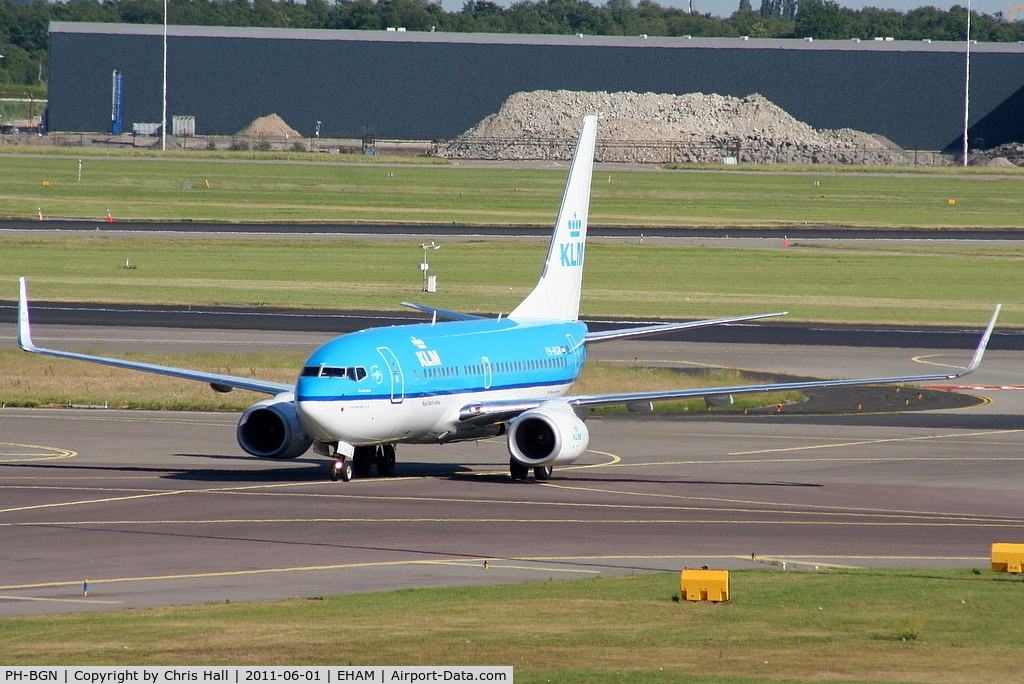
[18,116,1000,482]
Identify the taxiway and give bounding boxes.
[2,325,1022,616]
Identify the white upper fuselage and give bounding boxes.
[294,317,588,445]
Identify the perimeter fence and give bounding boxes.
[433,137,965,167]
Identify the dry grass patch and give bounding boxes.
[0,351,305,409]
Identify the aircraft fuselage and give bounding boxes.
[295,318,588,445]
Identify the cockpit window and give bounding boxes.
[300,366,366,381]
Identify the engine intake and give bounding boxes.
[507,405,589,467]
[237,393,313,459]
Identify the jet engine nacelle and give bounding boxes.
[507,405,589,467]
[237,393,313,459]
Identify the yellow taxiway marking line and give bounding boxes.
[0,442,77,463]
[728,428,1024,456]
[0,412,233,427]
[536,481,1022,522]
[0,554,991,592]
[569,454,1024,468]
[4,516,1020,527]
[0,489,193,514]
[0,595,123,605]
[0,479,395,514]
[431,560,599,575]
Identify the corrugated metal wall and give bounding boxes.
[47,26,1024,151]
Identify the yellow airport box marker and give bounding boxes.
[948,198,956,204]
[680,569,730,602]
[991,543,1024,573]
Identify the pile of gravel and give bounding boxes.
[971,142,1024,167]
[433,90,932,165]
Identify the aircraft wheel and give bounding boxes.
[509,458,529,481]
[376,444,397,477]
[534,465,553,481]
[331,459,353,482]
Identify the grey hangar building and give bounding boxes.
[47,21,1024,151]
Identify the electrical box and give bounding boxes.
[991,543,1024,573]
[680,569,730,602]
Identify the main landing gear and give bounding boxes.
[509,458,553,481]
[330,444,398,482]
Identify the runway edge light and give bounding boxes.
[680,569,730,602]
[990,543,1024,573]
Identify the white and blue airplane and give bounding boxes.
[18,116,1000,482]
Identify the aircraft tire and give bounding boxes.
[376,444,397,477]
[509,458,529,481]
[534,465,553,481]
[331,459,353,482]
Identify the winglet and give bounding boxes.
[953,303,1000,378]
[17,277,38,352]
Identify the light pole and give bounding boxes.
[161,0,167,151]
[419,242,440,292]
[962,0,971,167]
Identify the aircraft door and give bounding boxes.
[482,356,492,389]
[376,347,405,404]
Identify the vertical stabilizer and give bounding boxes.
[510,115,598,321]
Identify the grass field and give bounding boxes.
[3,153,1024,228]
[3,236,1021,326]
[2,568,1022,682]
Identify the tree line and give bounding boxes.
[2,0,1020,89]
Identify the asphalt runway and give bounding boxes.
[2,323,1023,616]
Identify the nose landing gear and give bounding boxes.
[329,444,398,481]
[330,459,353,482]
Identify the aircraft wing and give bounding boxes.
[17,278,292,396]
[460,304,1000,423]
[584,311,788,344]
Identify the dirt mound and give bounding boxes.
[236,113,302,139]
[973,142,1024,166]
[433,90,920,165]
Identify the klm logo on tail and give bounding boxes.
[568,214,582,237]
[559,213,585,268]
[559,241,584,268]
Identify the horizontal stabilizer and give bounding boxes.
[401,302,486,321]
